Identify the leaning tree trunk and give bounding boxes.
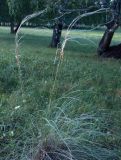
[10,17,21,34]
[50,20,63,48]
[98,29,115,56]
[14,22,21,33]
[97,21,121,58]
[10,17,15,34]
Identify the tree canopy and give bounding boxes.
[0,0,120,31]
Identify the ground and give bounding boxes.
[0,27,121,160]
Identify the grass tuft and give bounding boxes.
[0,27,121,159]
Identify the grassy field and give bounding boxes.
[0,27,121,160]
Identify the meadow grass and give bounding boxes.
[0,27,121,159]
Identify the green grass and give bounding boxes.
[0,26,121,160]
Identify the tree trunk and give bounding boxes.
[14,22,21,33]
[10,17,15,34]
[97,22,121,58]
[10,16,21,34]
[98,29,115,56]
[50,21,63,48]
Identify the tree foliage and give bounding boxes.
[0,0,109,27]
[7,0,33,21]
[0,0,9,22]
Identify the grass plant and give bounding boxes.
[0,27,121,159]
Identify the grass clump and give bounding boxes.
[0,27,121,159]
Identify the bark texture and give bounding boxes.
[97,21,121,58]
[10,17,15,34]
[50,21,63,48]
[10,17,21,34]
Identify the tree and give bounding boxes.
[7,0,34,33]
[49,0,65,48]
[0,0,9,26]
[50,0,95,48]
[97,0,121,58]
